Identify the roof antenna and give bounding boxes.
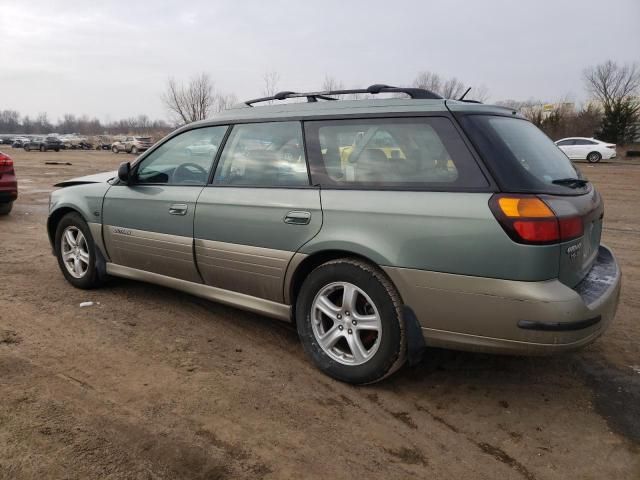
[458,87,471,101]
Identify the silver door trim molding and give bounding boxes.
[194,238,292,302]
[106,263,292,321]
[104,225,201,283]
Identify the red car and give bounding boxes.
[0,151,17,215]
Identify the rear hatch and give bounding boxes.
[543,191,603,287]
[456,109,602,287]
[135,137,153,147]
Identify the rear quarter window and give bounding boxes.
[304,117,488,189]
[459,114,588,195]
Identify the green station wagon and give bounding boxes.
[47,85,621,384]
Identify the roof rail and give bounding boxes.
[244,84,443,106]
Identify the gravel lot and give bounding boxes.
[1,148,639,479]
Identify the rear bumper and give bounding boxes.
[0,190,17,203]
[384,244,621,355]
[0,177,18,202]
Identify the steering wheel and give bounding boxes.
[173,162,208,184]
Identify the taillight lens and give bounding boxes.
[489,194,583,245]
[0,152,13,167]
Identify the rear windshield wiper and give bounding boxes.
[551,178,589,188]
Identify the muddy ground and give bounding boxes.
[1,148,639,479]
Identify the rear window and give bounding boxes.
[460,115,588,195]
[304,117,488,189]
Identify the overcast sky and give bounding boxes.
[1,0,638,122]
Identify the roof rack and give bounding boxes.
[244,84,443,106]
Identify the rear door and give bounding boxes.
[556,139,575,158]
[194,121,322,303]
[102,126,228,282]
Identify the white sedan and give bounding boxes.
[555,137,616,163]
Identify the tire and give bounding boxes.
[24,146,30,152]
[296,258,406,384]
[40,145,46,152]
[54,212,106,289]
[0,202,13,215]
[131,146,138,155]
[587,151,602,163]
[55,148,60,152]
[112,146,119,154]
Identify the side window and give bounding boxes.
[557,139,574,146]
[213,121,308,187]
[135,126,227,185]
[304,117,488,188]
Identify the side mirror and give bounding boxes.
[117,162,131,184]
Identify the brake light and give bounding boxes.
[489,194,583,244]
[0,152,13,167]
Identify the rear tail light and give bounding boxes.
[0,152,13,167]
[605,144,616,149]
[489,194,583,245]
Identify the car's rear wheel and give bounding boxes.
[0,202,13,215]
[55,212,105,289]
[296,258,405,384]
[112,146,118,154]
[131,146,138,155]
[587,151,602,163]
[24,146,30,152]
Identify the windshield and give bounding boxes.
[460,114,588,195]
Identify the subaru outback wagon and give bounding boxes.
[47,85,621,384]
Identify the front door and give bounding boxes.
[194,121,322,302]
[102,125,228,282]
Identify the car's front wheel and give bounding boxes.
[296,258,406,384]
[587,151,602,163]
[112,146,118,153]
[0,202,13,215]
[55,212,105,289]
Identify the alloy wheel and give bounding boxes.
[311,282,382,366]
[61,226,90,279]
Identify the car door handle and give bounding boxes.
[169,204,188,216]
[284,210,311,225]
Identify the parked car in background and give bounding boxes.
[555,137,616,163]
[185,139,219,157]
[0,150,17,215]
[1,136,14,145]
[11,137,30,148]
[93,136,112,150]
[47,85,621,384]
[111,136,154,155]
[24,136,62,152]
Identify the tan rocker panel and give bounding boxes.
[103,226,201,283]
[194,238,293,302]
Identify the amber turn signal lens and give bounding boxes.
[497,197,554,218]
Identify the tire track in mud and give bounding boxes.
[362,391,538,480]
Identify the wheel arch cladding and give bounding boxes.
[47,207,85,249]
[287,249,402,321]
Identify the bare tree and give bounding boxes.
[440,77,467,99]
[321,75,344,92]
[263,71,280,98]
[466,85,490,103]
[584,61,640,143]
[413,71,442,93]
[214,93,238,112]
[413,71,479,100]
[162,73,214,125]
